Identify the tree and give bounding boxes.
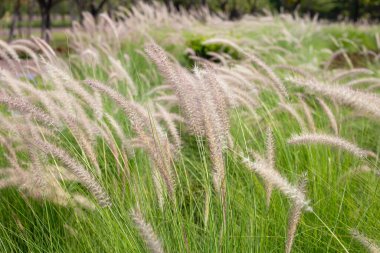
[8,0,22,42]
[36,0,63,42]
[0,1,13,20]
[26,0,35,37]
[73,0,108,21]
[350,0,360,22]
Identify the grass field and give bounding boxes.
[0,3,379,252]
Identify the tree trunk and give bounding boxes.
[73,0,84,23]
[37,0,63,42]
[40,7,52,42]
[351,0,360,22]
[90,0,108,18]
[229,8,240,20]
[250,0,257,14]
[27,0,34,37]
[229,0,240,20]
[17,10,23,38]
[8,14,17,42]
[220,0,227,12]
[38,0,55,42]
[8,0,21,42]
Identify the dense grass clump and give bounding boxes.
[0,2,379,252]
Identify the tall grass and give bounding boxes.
[0,2,379,252]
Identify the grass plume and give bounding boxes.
[288,133,376,159]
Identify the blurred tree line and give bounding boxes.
[1,0,379,42]
[154,0,380,21]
